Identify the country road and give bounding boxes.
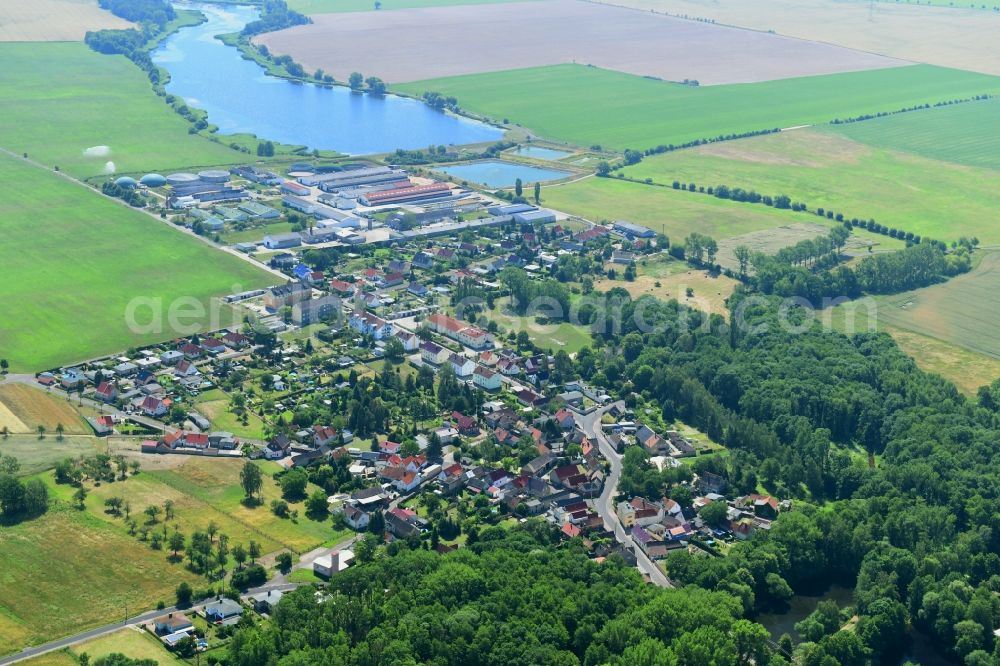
[576,404,673,588]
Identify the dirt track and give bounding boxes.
[254,0,906,85]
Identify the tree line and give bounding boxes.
[829,94,993,125]
[241,0,309,37]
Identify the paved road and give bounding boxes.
[576,404,673,588]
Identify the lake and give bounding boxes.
[437,160,573,187]
[509,145,573,161]
[153,3,502,155]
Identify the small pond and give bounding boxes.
[509,145,572,161]
[437,160,573,188]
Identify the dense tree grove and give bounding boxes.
[226,526,780,666]
[0,455,49,524]
[579,291,1000,662]
[241,0,310,37]
[749,234,969,306]
[98,0,174,27]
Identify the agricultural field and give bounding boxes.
[824,97,1000,170]
[0,154,273,373]
[828,251,1000,390]
[0,0,131,42]
[600,0,1000,76]
[0,42,247,178]
[288,0,524,13]
[262,0,902,85]
[0,508,202,657]
[541,177,809,241]
[192,389,268,440]
[394,64,1000,151]
[620,128,1000,244]
[0,384,89,436]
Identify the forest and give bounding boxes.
[225,526,781,666]
[577,290,1000,664]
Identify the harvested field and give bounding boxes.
[0,0,130,42]
[599,0,1000,76]
[256,0,906,85]
[0,384,89,435]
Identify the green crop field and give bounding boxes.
[0,154,273,372]
[823,97,1000,170]
[618,128,1000,244]
[288,0,522,13]
[0,508,201,657]
[395,64,1000,151]
[541,176,811,241]
[0,42,246,178]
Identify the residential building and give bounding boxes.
[265,282,310,310]
[472,365,502,391]
[349,311,393,340]
[426,313,493,350]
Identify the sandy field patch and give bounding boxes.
[0,384,89,435]
[255,0,905,85]
[0,400,28,434]
[597,0,1000,77]
[0,0,131,42]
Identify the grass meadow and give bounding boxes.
[0,508,202,657]
[824,97,1000,170]
[620,128,1000,244]
[192,389,268,440]
[0,154,273,372]
[828,251,1000,392]
[541,176,811,240]
[395,64,1000,151]
[0,435,103,477]
[0,42,245,178]
[43,457,349,556]
[69,628,185,665]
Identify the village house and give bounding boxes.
[449,353,475,377]
[420,340,449,365]
[472,365,502,391]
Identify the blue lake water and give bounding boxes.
[153,3,502,155]
[437,160,573,187]
[510,145,572,161]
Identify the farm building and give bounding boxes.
[613,220,656,238]
[301,166,409,191]
[360,182,452,207]
[513,208,557,224]
[263,232,302,249]
[238,201,280,219]
[282,181,311,196]
[198,169,230,183]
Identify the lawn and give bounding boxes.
[394,64,1000,151]
[824,97,1000,170]
[0,384,90,435]
[0,508,201,657]
[289,0,523,12]
[221,221,295,245]
[71,628,185,665]
[193,389,267,440]
[621,128,1000,244]
[485,300,593,353]
[542,176,808,241]
[0,153,274,373]
[0,42,247,178]
[0,435,103,477]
